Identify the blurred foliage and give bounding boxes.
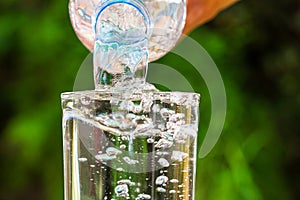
[0,0,299,200]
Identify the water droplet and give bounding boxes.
[90,164,95,168]
[155,175,168,185]
[158,158,169,167]
[120,144,127,149]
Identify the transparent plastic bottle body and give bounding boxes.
[62,89,199,200]
[69,0,186,62]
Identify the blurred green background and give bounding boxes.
[0,0,299,199]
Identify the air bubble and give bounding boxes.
[117,168,124,172]
[158,124,166,131]
[80,96,91,105]
[117,179,135,186]
[161,131,174,141]
[126,113,136,119]
[119,101,135,111]
[112,113,124,120]
[106,147,122,156]
[123,156,139,165]
[115,184,129,197]
[170,179,179,183]
[158,158,169,167]
[160,108,175,118]
[156,187,166,193]
[95,154,116,161]
[147,138,154,143]
[156,151,169,156]
[155,138,173,149]
[78,158,88,162]
[136,194,151,199]
[169,113,185,122]
[121,136,128,141]
[171,151,188,162]
[169,190,176,194]
[155,175,168,185]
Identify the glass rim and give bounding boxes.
[61,90,200,107]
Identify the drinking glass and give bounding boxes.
[62,89,199,200]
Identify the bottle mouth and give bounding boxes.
[94,0,152,44]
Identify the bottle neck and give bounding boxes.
[93,0,152,90]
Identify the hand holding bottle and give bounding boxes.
[184,0,238,33]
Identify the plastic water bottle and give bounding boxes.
[69,0,186,62]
